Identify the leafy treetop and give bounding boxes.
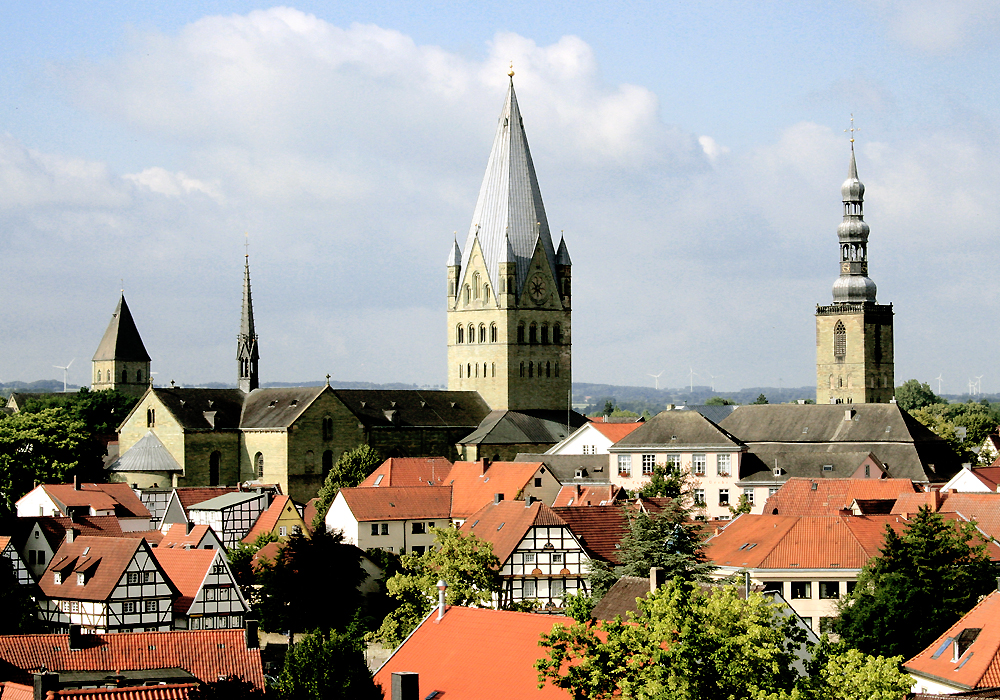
[313,444,382,526]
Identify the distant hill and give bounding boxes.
[572,383,818,415]
[0,380,78,398]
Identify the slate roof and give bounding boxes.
[40,537,160,602]
[150,548,220,615]
[462,500,569,564]
[720,404,961,483]
[92,295,150,362]
[459,410,587,447]
[34,484,150,519]
[550,505,627,564]
[239,387,325,429]
[611,409,744,450]
[358,457,454,488]
[187,492,263,512]
[148,389,246,432]
[374,606,570,700]
[0,630,263,688]
[448,461,544,520]
[339,486,453,522]
[590,575,651,620]
[675,404,741,424]
[333,390,490,429]
[514,453,610,483]
[704,514,907,570]
[109,432,182,473]
[762,477,919,516]
[457,77,559,298]
[172,488,239,513]
[552,484,623,507]
[905,590,1000,691]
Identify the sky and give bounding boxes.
[3,1,1000,395]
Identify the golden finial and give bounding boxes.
[508,62,515,78]
[845,114,860,145]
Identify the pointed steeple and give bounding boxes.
[460,75,557,296]
[237,254,259,393]
[501,230,516,264]
[447,237,462,267]
[831,144,876,303]
[93,295,150,362]
[556,235,572,266]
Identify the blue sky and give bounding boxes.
[3,1,999,395]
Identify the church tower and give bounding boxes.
[816,140,894,404]
[237,253,259,393]
[91,295,151,398]
[447,72,571,411]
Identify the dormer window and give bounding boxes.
[54,572,62,585]
[76,573,85,586]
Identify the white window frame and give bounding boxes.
[744,488,754,504]
[523,579,536,597]
[717,453,731,477]
[693,454,707,476]
[719,488,730,506]
[642,454,656,475]
[693,488,705,505]
[618,455,632,477]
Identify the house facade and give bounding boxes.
[151,548,249,631]
[325,486,453,555]
[545,421,643,455]
[186,491,268,549]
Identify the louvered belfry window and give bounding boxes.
[834,321,846,359]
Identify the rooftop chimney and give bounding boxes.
[493,493,503,505]
[68,625,83,651]
[844,409,855,421]
[73,475,80,491]
[33,672,59,700]
[436,580,447,621]
[391,672,419,700]
[649,566,665,594]
[245,620,260,649]
[481,458,490,473]
[66,527,75,544]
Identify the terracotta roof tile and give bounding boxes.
[374,607,570,699]
[48,683,199,699]
[591,575,651,620]
[38,484,150,519]
[0,630,263,689]
[0,681,32,700]
[552,484,622,507]
[550,505,627,564]
[461,501,568,564]
[40,537,149,602]
[358,457,454,488]
[340,486,452,522]
[158,524,211,549]
[150,548,219,614]
[241,495,293,544]
[763,478,918,516]
[588,422,644,442]
[448,461,543,519]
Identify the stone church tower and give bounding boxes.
[816,143,894,404]
[91,295,151,398]
[237,254,259,393]
[447,73,572,411]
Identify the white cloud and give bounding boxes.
[868,0,1000,53]
[124,167,222,200]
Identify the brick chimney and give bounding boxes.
[391,672,418,700]
[33,672,59,700]
[493,493,504,505]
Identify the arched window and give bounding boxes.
[830,374,836,389]
[834,321,846,358]
[322,450,333,477]
[255,453,264,479]
[520,362,525,378]
[484,285,490,303]
[121,369,128,383]
[97,370,102,382]
[322,417,333,441]
[546,361,551,378]
[529,361,534,378]
[468,324,475,343]
[457,325,464,343]
[491,363,496,377]
[137,370,143,383]
[554,362,559,377]
[529,323,537,344]
[146,408,155,428]
[459,364,463,378]
[490,323,497,343]
[517,323,525,344]
[472,273,480,299]
[484,363,488,378]
[553,323,562,344]
[541,324,549,344]
[305,450,315,473]
[209,452,221,486]
[463,285,470,305]
[467,363,471,378]
[479,324,486,343]
[475,363,479,378]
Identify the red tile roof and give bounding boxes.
[966,466,1000,491]
[0,681,31,700]
[891,491,941,515]
[150,548,218,614]
[461,501,569,564]
[358,457,454,488]
[339,486,452,522]
[29,517,125,551]
[763,478,919,516]
[47,684,198,699]
[241,495,298,544]
[0,630,263,689]
[588,422,644,442]
[448,461,543,520]
[40,484,150,519]
[551,505,627,564]
[302,498,320,532]
[891,491,1000,544]
[157,524,212,549]
[40,537,150,602]
[250,541,283,573]
[552,484,622,507]
[374,606,570,699]
[705,514,908,570]
[905,590,1000,690]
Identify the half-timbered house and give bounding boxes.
[17,517,124,581]
[241,495,308,544]
[38,536,176,633]
[186,491,268,549]
[151,548,249,631]
[460,499,589,609]
[0,536,32,586]
[156,487,239,532]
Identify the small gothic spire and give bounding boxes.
[238,252,260,392]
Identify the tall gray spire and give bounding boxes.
[237,255,259,392]
[831,144,877,303]
[460,75,557,296]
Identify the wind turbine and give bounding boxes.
[688,367,699,394]
[935,374,943,395]
[706,372,723,393]
[53,359,74,393]
[647,371,664,391]
[976,375,984,396]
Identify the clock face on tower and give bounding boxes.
[529,274,547,303]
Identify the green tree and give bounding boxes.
[257,527,367,633]
[705,396,735,406]
[728,493,753,517]
[189,675,265,700]
[562,591,596,623]
[275,629,381,700]
[372,527,500,647]
[0,408,104,506]
[637,464,683,499]
[0,556,40,633]
[227,531,279,608]
[811,648,912,700]
[313,445,382,526]
[894,379,946,412]
[909,401,1000,464]
[753,393,769,404]
[602,400,615,417]
[835,506,995,659]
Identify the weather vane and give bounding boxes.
[508,62,514,78]
[845,114,860,145]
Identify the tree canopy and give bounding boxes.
[705,396,735,406]
[274,629,381,700]
[0,556,40,634]
[894,379,947,412]
[835,505,995,659]
[373,527,500,647]
[313,444,382,526]
[909,401,1000,464]
[752,393,769,404]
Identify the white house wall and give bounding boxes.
[501,525,589,609]
[546,425,615,455]
[16,488,61,518]
[183,553,248,631]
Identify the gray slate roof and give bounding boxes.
[150,388,246,431]
[333,390,490,428]
[188,491,265,511]
[92,295,150,362]
[459,410,588,446]
[458,77,559,297]
[611,409,744,450]
[241,386,326,429]
[514,453,611,483]
[591,576,651,621]
[109,431,182,473]
[671,404,740,424]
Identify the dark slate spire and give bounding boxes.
[832,141,877,304]
[556,235,572,266]
[92,295,150,362]
[460,74,557,297]
[237,255,259,393]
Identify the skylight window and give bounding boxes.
[374,475,384,486]
[931,638,955,659]
[497,522,504,531]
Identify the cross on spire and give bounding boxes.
[244,231,250,259]
[845,114,860,147]
[508,62,514,78]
